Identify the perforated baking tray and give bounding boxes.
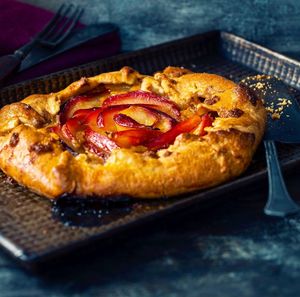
[0,31,300,266]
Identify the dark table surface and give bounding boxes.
[2,1,300,296]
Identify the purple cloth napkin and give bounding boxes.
[0,0,62,55]
[0,0,121,85]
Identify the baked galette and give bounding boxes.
[0,67,266,199]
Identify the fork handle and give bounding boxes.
[264,140,300,217]
[0,52,23,84]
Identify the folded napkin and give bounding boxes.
[0,0,121,85]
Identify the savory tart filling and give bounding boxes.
[52,89,214,159]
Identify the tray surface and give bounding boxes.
[0,31,300,265]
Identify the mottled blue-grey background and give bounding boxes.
[24,0,300,54]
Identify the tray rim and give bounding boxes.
[1,30,300,266]
[1,30,221,94]
[19,159,300,266]
[1,30,300,94]
[221,31,300,70]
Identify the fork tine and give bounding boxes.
[51,7,84,45]
[46,6,82,44]
[35,4,67,39]
[11,3,83,60]
[40,4,74,41]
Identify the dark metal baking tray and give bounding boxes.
[0,30,300,267]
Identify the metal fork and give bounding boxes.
[0,4,83,83]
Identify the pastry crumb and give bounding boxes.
[271,112,281,120]
[241,76,293,120]
[266,97,292,120]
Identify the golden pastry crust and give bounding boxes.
[0,67,266,199]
